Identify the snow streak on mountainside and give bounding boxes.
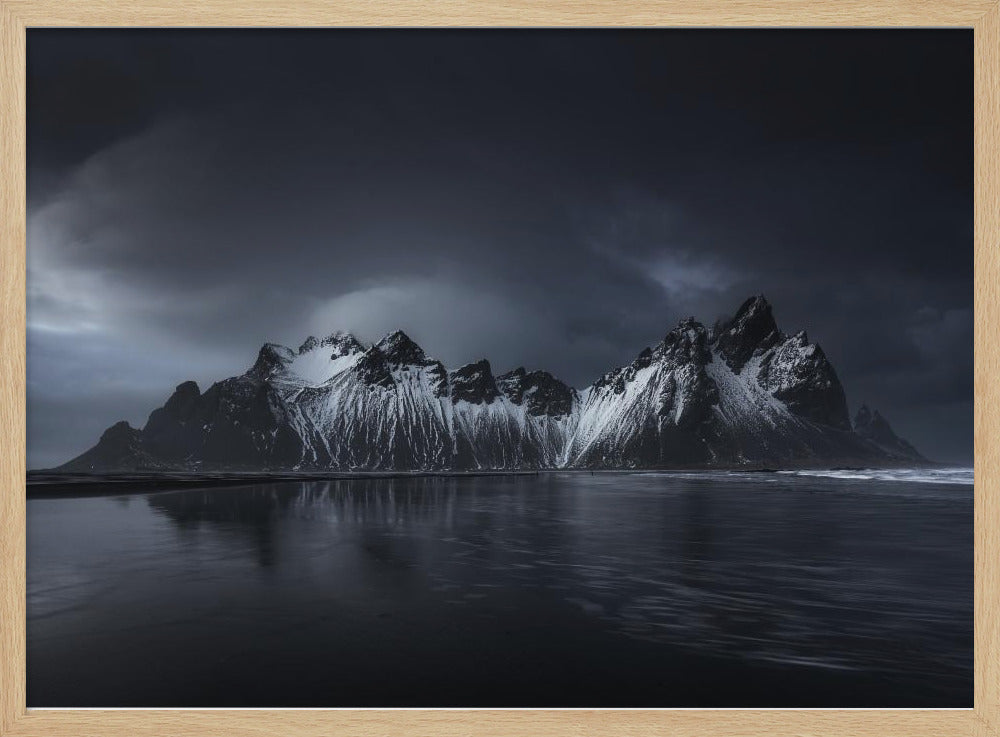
[57,296,926,472]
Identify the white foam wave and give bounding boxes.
[778,467,973,486]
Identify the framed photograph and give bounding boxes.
[2,1,997,735]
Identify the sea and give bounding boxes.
[26,468,973,706]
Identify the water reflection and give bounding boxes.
[28,471,973,707]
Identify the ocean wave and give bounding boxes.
[777,468,973,485]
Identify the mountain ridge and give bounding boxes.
[54,295,927,472]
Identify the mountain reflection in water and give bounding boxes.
[28,471,972,707]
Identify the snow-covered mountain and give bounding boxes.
[56,295,925,472]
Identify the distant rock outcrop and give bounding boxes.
[853,405,924,462]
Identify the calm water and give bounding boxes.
[27,470,973,707]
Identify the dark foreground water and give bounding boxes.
[27,469,972,707]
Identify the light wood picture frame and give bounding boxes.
[1,1,997,735]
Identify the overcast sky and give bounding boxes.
[26,29,972,469]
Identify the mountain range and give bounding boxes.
[55,295,925,472]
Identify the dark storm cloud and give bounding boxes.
[26,29,972,468]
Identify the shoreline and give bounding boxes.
[25,463,958,499]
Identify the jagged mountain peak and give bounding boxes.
[167,380,200,403]
[754,327,849,430]
[322,331,364,354]
[496,365,561,383]
[855,403,892,432]
[57,419,161,472]
[496,366,576,417]
[280,333,368,388]
[450,359,500,404]
[715,294,783,373]
[146,380,202,433]
[298,331,365,356]
[853,404,923,461]
[728,294,774,329]
[101,419,139,442]
[261,342,295,360]
[740,293,771,315]
[247,342,295,381]
[350,335,447,396]
[351,345,395,388]
[454,358,493,373]
[656,317,712,365]
[298,336,319,354]
[375,330,428,365]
